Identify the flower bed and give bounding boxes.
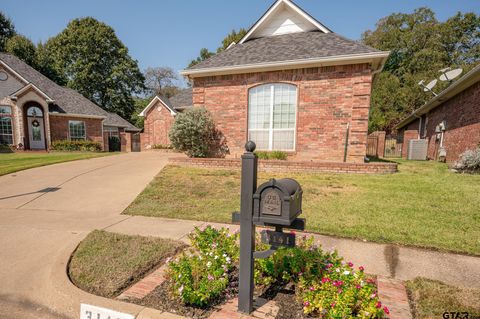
[130,226,390,319]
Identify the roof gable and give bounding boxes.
[139,96,177,117]
[239,0,331,44]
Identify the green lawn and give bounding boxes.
[124,160,480,255]
[69,230,184,297]
[406,278,480,318]
[0,151,114,176]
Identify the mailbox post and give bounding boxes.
[238,141,257,314]
[234,141,305,315]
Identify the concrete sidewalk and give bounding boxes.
[106,216,480,289]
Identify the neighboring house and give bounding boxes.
[141,0,389,162]
[0,53,140,152]
[396,64,480,163]
[140,88,192,148]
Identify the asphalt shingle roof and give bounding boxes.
[0,53,139,130]
[188,32,381,70]
[169,88,192,110]
[105,112,141,132]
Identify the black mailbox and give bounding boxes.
[253,178,302,226]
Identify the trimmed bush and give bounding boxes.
[454,147,480,173]
[51,140,102,152]
[254,150,288,160]
[152,144,173,150]
[108,136,121,152]
[169,108,227,158]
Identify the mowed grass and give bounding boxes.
[406,278,480,318]
[69,230,184,297]
[0,151,114,176]
[124,160,480,255]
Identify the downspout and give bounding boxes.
[343,122,350,162]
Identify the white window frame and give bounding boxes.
[0,105,14,145]
[248,83,297,151]
[68,120,86,141]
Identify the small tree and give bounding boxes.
[169,108,227,158]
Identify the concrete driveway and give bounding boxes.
[0,152,170,319]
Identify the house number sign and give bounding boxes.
[80,304,134,319]
[260,189,282,215]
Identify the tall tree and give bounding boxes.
[0,11,15,51]
[188,28,248,68]
[43,17,145,118]
[35,42,66,85]
[4,35,36,66]
[144,66,179,97]
[363,8,480,133]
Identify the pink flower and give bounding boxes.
[337,288,343,294]
[347,262,354,267]
[331,302,336,308]
[298,272,303,276]
[370,292,377,299]
[303,301,310,307]
[376,301,382,308]
[321,277,330,283]
[208,274,214,281]
[359,266,365,272]
[326,263,333,269]
[355,284,361,289]
[309,286,315,291]
[383,306,390,314]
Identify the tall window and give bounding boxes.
[69,120,86,140]
[248,83,297,151]
[0,106,13,145]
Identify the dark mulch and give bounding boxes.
[260,282,309,319]
[132,268,239,319]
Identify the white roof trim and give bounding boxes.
[238,0,331,44]
[0,60,29,84]
[139,96,177,117]
[9,83,55,102]
[181,51,390,78]
[49,112,106,120]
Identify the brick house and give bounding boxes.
[0,53,140,152]
[141,0,389,162]
[396,64,480,163]
[140,88,192,149]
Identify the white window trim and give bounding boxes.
[248,83,298,151]
[68,120,87,141]
[0,105,14,145]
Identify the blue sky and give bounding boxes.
[3,0,479,79]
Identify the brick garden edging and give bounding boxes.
[377,276,413,319]
[117,263,169,300]
[169,157,398,174]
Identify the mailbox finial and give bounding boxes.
[245,140,256,153]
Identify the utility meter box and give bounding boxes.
[253,178,302,226]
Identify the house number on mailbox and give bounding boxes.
[261,189,282,215]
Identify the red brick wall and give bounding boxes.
[142,99,175,149]
[169,157,397,174]
[192,64,373,163]
[49,115,104,148]
[425,82,480,162]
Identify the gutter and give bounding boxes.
[49,112,106,120]
[181,51,390,78]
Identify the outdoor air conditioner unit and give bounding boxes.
[407,139,428,160]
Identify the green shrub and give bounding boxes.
[108,136,121,152]
[0,143,13,153]
[168,108,227,158]
[254,150,288,160]
[166,226,239,307]
[51,140,102,152]
[454,148,480,173]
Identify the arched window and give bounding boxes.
[27,106,43,117]
[248,83,297,151]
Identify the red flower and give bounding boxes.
[309,286,315,291]
[337,288,343,294]
[383,306,390,314]
[355,284,361,289]
[331,302,336,308]
[326,263,333,269]
[359,266,365,272]
[321,277,331,283]
[303,301,310,307]
[347,262,354,267]
[376,301,382,308]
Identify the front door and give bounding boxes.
[28,117,45,149]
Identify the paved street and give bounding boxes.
[0,152,171,319]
